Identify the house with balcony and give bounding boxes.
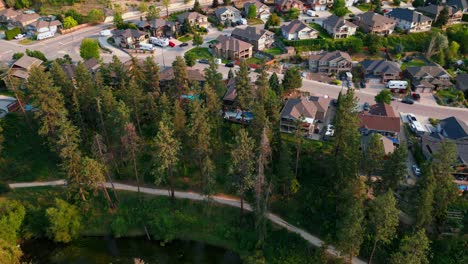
[358,103,401,138]
[212,35,253,60]
[231,26,274,51]
[417,5,463,25]
[307,0,334,11]
[281,19,318,40]
[447,0,468,13]
[308,51,353,74]
[354,11,396,35]
[215,6,242,24]
[274,0,305,13]
[386,8,432,33]
[361,60,401,83]
[404,64,452,93]
[280,96,332,137]
[322,15,358,39]
[28,19,62,34]
[113,29,148,48]
[177,11,209,28]
[244,0,271,22]
[148,18,179,38]
[7,55,43,81]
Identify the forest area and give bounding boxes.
[0,54,466,264]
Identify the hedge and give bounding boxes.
[5,27,21,40]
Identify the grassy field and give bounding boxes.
[0,113,61,183]
[185,47,213,60]
[264,47,284,56]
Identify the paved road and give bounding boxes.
[9,180,366,264]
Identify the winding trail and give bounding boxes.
[9,181,366,264]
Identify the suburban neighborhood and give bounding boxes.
[0,0,467,263]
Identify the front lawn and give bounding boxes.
[434,88,466,107]
[185,47,213,60]
[247,18,264,25]
[264,47,284,56]
[309,23,332,39]
[400,58,427,70]
[356,3,372,12]
[178,35,193,43]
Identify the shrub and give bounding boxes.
[63,16,78,29]
[12,52,24,60]
[87,9,104,24]
[5,27,21,40]
[26,49,47,62]
[80,38,100,60]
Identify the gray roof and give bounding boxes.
[177,11,207,23]
[309,51,352,63]
[215,6,240,17]
[361,60,401,74]
[422,134,468,165]
[417,4,458,17]
[355,11,396,28]
[231,26,273,41]
[386,8,432,23]
[280,96,331,121]
[148,18,177,29]
[113,29,147,38]
[447,0,468,10]
[440,116,468,140]
[405,65,450,79]
[455,73,468,91]
[281,19,313,34]
[12,55,42,70]
[323,15,357,30]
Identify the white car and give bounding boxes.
[100,30,111,37]
[14,34,25,39]
[325,125,335,137]
[407,113,417,124]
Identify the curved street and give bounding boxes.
[9,180,366,264]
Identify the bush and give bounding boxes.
[12,52,24,60]
[80,38,100,60]
[5,27,21,40]
[63,16,78,29]
[26,49,47,62]
[87,9,104,24]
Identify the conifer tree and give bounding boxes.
[142,56,160,97]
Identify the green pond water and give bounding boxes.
[21,237,242,264]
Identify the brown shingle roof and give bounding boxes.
[356,11,396,28]
[214,35,253,52]
[323,15,357,30]
[0,8,19,19]
[160,67,205,82]
[12,13,40,25]
[359,103,400,133]
[281,19,312,34]
[309,51,352,63]
[12,55,42,70]
[231,26,273,41]
[177,11,207,23]
[281,96,331,121]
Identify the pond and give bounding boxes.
[21,237,242,264]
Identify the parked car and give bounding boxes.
[402,97,414,104]
[363,102,370,111]
[332,99,338,106]
[14,34,25,39]
[407,113,417,124]
[412,165,421,177]
[198,59,209,64]
[325,125,335,137]
[225,62,235,68]
[360,81,366,88]
[412,93,421,100]
[179,42,189,47]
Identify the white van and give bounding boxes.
[37,31,54,40]
[139,43,154,51]
[100,30,111,37]
[386,80,408,89]
[306,10,316,17]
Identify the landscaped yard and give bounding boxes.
[184,47,213,60]
[246,57,265,65]
[178,35,193,43]
[356,3,372,11]
[400,58,427,70]
[309,23,332,39]
[247,18,264,25]
[264,47,284,56]
[434,88,466,107]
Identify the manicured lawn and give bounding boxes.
[264,47,284,56]
[185,47,213,60]
[309,23,332,39]
[246,57,265,65]
[400,58,427,70]
[436,89,459,100]
[356,3,372,11]
[247,18,264,25]
[178,35,193,42]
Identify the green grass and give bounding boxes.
[247,18,264,25]
[356,3,372,12]
[178,35,193,43]
[0,113,61,183]
[309,23,332,39]
[246,57,265,65]
[264,47,284,56]
[436,89,459,100]
[185,47,213,60]
[400,59,427,70]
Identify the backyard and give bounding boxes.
[184,47,213,60]
[264,47,284,56]
[400,58,427,70]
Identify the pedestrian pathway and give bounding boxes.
[9,180,366,264]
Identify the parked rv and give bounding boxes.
[37,31,54,40]
[139,43,154,51]
[306,10,316,17]
[150,37,169,47]
[386,80,408,89]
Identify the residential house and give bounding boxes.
[280,96,332,137]
[212,35,253,60]
[308,51,353,74]
[244,0,271,22]
[160,67,206,94]
[231,26,274,51]
[307,0,334,11]
[60,58,101,81]
[386,8,432,33]
[360,60,401,83]
[112,29,148,48]
[421,116,468,167]
[447,0,468,13]
[322,15,358,39]
[222,78,256,123]
[177,11,209,28]
[215,6,242,24]
[28,19,62,34]
[8,55,43,81]
[223,78,256,106]
[0,8,19,24]
[9,12,40,29]
[274,0,305,13]
[455,73,468,92]
[354,11,396,35]
[148,18,179,38]
[417,5,463,25]
[404,64,452,93]
[281,19,318,40]
[358,103,401,138]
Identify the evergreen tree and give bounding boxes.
[230,129,256,213]
[367,190,400,264]
[171,56,190,98]
[282,67,302,92]
[142,56,160,96]
[193,32,203,47]
[121,123,141,193]
[181,18,193,34]
[390,229,430,264]
[415,165,436,229]
[247,4,257,19]
[235,60,253,123]
[269,72,282,96]
[193,0,202,13]
[363,133,385,178]
[381,145,407,191]
[434,6,449,27]
[153,120,181,199]
[204,59,226,98]
[228,68,234,79]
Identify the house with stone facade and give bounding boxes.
[231,26,274,51]
[308,51,353,74]
[212,35,253,60]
